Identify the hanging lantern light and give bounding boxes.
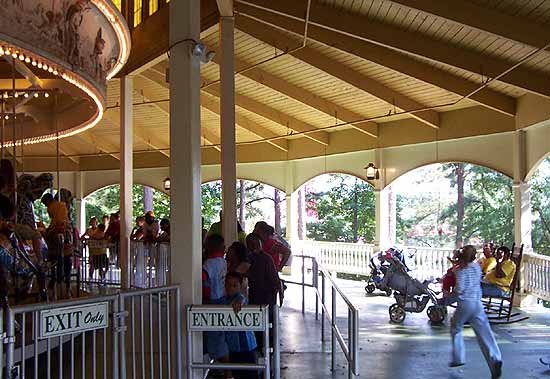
[163,177,171,191]
[364,163,380,180]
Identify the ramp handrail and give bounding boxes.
[284,254,359,378]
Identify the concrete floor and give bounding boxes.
[279,277,550,379]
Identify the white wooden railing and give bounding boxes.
[522,252,550,301]
[291,240,550,301]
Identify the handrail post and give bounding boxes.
[321,273,325,342]
[353,309,359,375]
[331,286,336,372]
[301,255,305,314]
[313,258,319,320]
[273,305,280,379]
[112,297,120,379]
[348,308,352,379]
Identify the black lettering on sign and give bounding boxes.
[46,315,55,333]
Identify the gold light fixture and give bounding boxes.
[365,163,380,180]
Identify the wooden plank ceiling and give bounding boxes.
[22,0,550,167]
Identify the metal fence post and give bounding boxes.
[177,290,184,379]
[313,259,319,320]
[331,286,336,372]
[264,306,271,379]
[301,255,305,314]
[112,298,120,379]
[348,308,352,379]
[0,310,3,377]
[117,295,127,379]
[5,309,15,379]
[272,305,280,379]
[353,309,359,375]
[321,273,325,342]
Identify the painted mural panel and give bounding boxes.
[0,0,120,92]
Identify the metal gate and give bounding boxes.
[2,286,182,379]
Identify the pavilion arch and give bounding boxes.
[526,152,550,181]
[200,178,285,193]
[294,170,373,192]
[388,159,513,187]
[83,182,166,199]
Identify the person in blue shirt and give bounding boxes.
[222,272,259,379]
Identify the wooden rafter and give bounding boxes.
[236,2,517,116]
[387,0,550,49]
[236,0,550,97]
[200,92,288,151]
[76,132,120,160]
[237,16,440,129]
[137,70,221,152]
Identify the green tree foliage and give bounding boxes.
[84,185,169,225]
[306,174,375,242]
[530,157,550,255]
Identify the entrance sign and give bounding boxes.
[40,302,109,338]
[188,306,266,331]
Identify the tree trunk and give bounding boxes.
[455,163,465,248]
[143,186,154,213]
[351,178,359,242]
[239,179,246,231]
[274,188,281,235]
[297,189,304,240]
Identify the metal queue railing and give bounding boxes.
[1,285,183,379]
[284,254,360,378]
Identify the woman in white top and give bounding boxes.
[450,245,502,379]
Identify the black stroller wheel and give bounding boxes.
[389,303,406,323]
[427,305,446,324]
[385,288,393,297]
[365,284,376,294]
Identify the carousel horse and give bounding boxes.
[16,173,54,229]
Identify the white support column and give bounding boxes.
[74,172,86,234]
[170,0,202,375]
[512,130,533,250]
[284,162,295,241]
[373,148,395,250]
[219,8,237,244]
[120,75,133,290]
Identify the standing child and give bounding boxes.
[89,224,108,282]
[202,235,230,370]
[223,272,259,379]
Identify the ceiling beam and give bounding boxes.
[47,141,80,164]
[200,92,288,151]
[236,2,516,116]
[137,70,222,152]
[203,83,329,145]
[387,0,550,50]
[76,132,120,160]
[218,55,378,137]
[237,0,550,97]
[149,63,330,145]
[236,16,439,129]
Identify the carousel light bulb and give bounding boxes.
[44,92,49,98]
[4,115,8,120]
[12,51,18,58]
[3,92,8,99]
[42,64,48,71]
[31,60,37,66]
[0,47,4,55]
[25,57,30,63]
[18,54,25,61]
[34,93,39,98]
[53,70,58,76]
[24,93,29,98]
[48,67,53,73]
[14,93,18,98]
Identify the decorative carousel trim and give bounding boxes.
[92,0,132,80]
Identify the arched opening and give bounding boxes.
[201,180,286,236]
[84,184,170,224]
[393,163,513,248]
[300,173,374,243]
[529,156,550,255]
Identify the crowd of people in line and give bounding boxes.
[80,210,170,281]
[202,216,291,379]
[438,243,516,379]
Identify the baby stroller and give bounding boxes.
[379,255,446,324]
[365,247,411,296]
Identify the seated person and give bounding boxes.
[478,243,497,274]
[481,246,516,298]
